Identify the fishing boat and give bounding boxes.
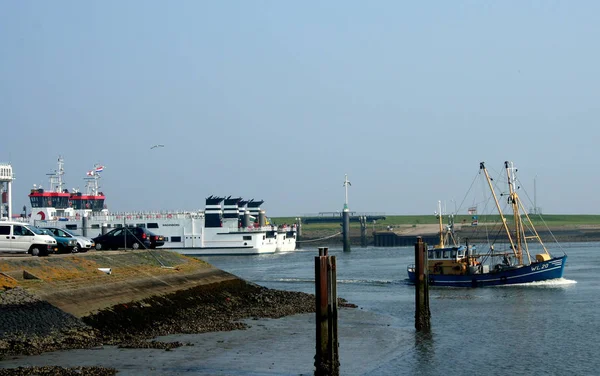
[407,161,567,287]
[26,157,296,255]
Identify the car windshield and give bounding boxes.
[63,229,79,237]
[29,226,46,235]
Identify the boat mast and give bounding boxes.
[436,200,444,248]
[505,161,524,265]
[479,162,519,261]
[47,156,65,193]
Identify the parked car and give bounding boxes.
[40,227,94,252]
[0,221,58,256]
[39,228,78,253]
[92,227,165,250]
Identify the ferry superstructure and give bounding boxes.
[27,158,296,255]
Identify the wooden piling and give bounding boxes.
[360,216,367,247]
[315,247,339,376]
[414,237,431,331]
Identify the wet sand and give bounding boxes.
[0,308,410,376]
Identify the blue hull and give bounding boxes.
[407,255,567,287]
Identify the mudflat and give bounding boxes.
[0,250,336,375]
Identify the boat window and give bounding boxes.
[114,224,123,228]
[147,223,159,229]
[458,250,464,257]
[451,250,457,258]
[171,236,181,242]
[443,250,449,258]
[163,237,168,242]
[435,250,441,259]
[65,224,78,230]
[243,235,252,240]
[136,224,145,228]
[428,250,433,259]
[91,224,100,229]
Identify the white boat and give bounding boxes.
[27,157,296,255]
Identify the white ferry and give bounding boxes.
[27,157,297,255]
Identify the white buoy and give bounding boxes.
[98,268,112,275]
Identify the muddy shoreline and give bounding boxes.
[0,280,340,375]
[0,251,354,375]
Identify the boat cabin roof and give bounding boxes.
[428,246,472,261]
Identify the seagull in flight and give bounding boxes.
[150,144,165,149]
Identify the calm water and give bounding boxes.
[201,243,597,376]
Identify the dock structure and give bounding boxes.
[373,232,439,247]
[300,212,386,224]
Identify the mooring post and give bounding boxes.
[315,247,339,376]
[360,216,367,247]
[342,208,350,252]
[342,174,351,252]
[81,215,88,237]
[415,237,431,331]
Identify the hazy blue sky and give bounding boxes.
[2,1,599,216]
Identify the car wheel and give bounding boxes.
[71,246,79,253]
[30,246,47,257]
[95,243,103,250]
[132,242,140,250]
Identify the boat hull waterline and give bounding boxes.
[408,255,567,287]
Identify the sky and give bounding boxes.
[1,1,599,216]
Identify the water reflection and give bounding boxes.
[414,330,435,373]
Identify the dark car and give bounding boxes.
[92,227,165,250]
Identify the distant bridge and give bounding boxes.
[301,212,386,224]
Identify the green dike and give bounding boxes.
[272,214,600,231]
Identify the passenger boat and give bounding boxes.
[27,157,296,255]
[407,161,567,287]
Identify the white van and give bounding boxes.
[0,221,58,256]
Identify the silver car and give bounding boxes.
[40,227,95,252]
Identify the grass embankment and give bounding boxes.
[274,214,600,232]
[0,251,210,291]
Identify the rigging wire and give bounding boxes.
[515,176,567,256]
[296,232,342,243]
